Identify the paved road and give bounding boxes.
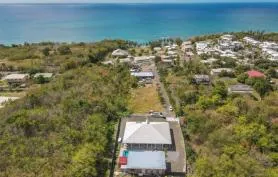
[153,61,187,176]
[153,63,175,117]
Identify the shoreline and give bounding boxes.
[1,31,278,46]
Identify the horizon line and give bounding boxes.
[0,2,278,4]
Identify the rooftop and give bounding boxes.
[229,84,253,92]
[0,96,19,105]
[112,49,129,57]
[211,68,234,73]
[122,120,171,144]
[34,73,53,78]
[123,151,166,170]
[247,70,265,78]
[3,74,29,80]
[194,74,210,79]
[131,72,154,78]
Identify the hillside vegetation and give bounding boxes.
[0,40,137,177]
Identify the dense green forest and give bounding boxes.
[0,40,138,177]
[0,65,135,177]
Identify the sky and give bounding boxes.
[0,0,277,3]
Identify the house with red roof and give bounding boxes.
[247,70,265,78]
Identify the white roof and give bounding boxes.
[34,73,53,78]
[186,52,194,56]
[131,72,154,77]
[211,68,234,73]
[112,49,129,57]
[0,96,19,105]
[153,47,162,51]
[122,121,171,144]
[3,74,29,80]
[119,58,132,63]
[182,41,192,45]
[134,56,155,62]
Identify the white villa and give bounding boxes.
[2,74,29,84]
[228,84,253,94]
[122,120,172,150]
[131,72,154,80]
[34,73,53,79]
[0,96,19,108]
[112,49,129,57]
[243,37,261,46]
[134,56,155,64]
[200,58,218,64]
[211,68,234,76]
[119,119,172,176]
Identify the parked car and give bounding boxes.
[150,111,165,118]
[169,106,173,112]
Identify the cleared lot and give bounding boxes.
[128,84,164,113]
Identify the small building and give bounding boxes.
[0,96,19,108]
[182,41,193,52]
[185,51,194,56]
[167,51,177,56]
[161,59,174,66]
[34,73,53,79]
[112,49,129,57]
[220,34,235,42]
[193,75,210,85]
[161,55,171,60]
[119,57,134,64]
[134,56,155,64]
[228,84,253,94]
[153,47,162,52]
[200,58,218,64]
[131,72,154,80]
[120,151,166,176]
[101,60,113,65]
[247,70,265,78]
[211,68,234,76]
[243,37,261,46]
[2,74,29,84]
[182,41,192,46]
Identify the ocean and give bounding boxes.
[0,3,278,44]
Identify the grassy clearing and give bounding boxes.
[128,85,164,113]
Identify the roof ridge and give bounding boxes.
[151,123,170,143]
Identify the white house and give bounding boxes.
[112,49,129,57]
[200,58,218,64]
[134,56,155,64]
[119,119,172,175]
[122,120,172,150]
[243,37,261,46]
[0,96,19,108]
[131,72,154,80]
[270,53,278,61]
[228,84,253,94]
[211,68,234,76]
[153,47,162,52]
[193,75,210,84]
[220,34,235,42]
[2,74,29,84]
[34,73,53,79]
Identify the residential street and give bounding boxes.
[153,63,174,117]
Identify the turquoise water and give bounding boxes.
[0,3,278,44]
